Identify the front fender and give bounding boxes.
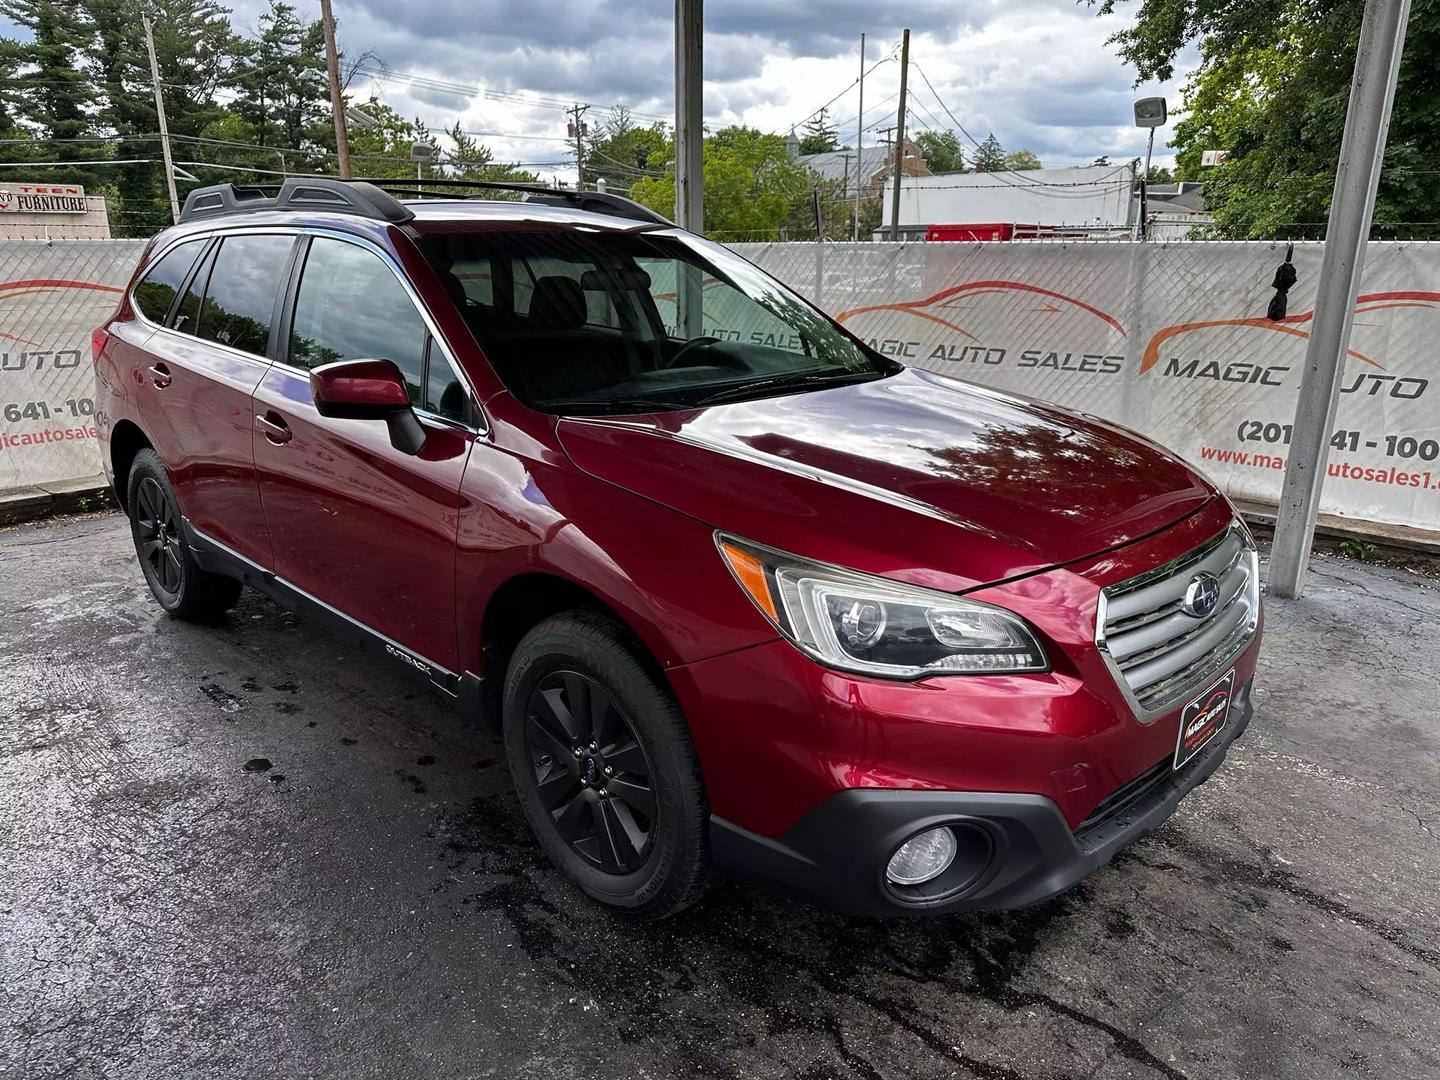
[454,437,778,683]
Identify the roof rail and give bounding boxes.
[350,176,675,227]
[179,178,415,225]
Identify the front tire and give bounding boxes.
[127,448,243,621]
[502,611,710,919]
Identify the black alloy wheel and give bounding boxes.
[502,611,711,918]
[126,447,244,620]
[134,474,184,599]
[523,670,657,874]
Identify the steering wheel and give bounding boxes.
[661,335,721,369]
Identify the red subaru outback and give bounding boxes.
[93,179,1262,918]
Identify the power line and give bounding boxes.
[786,44,900,134]
[354,66,671,125]
[908,61,1132,199]
[0,159,154,168]
[828,90,902,141]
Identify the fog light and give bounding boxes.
[885,826,958,886]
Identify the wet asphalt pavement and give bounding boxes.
[2,510,1438,1080]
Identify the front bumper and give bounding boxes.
[710,677,1254,916]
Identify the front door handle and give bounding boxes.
[148,362,172,389]
[255,412,293,446]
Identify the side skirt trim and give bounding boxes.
[183,519,485,711]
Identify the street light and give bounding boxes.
[410,140,435,183]
[1133,96,1167,241]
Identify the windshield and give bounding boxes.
[417,226,897,414]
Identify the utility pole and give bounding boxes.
[854,32,865,241]
[675,0,704,336]
[675,0,703,231]
[1270,0,1412,598]
[1138,129,1156,240]
[568,103,590,189]
[142,14,179,224]
[319,0,351,179]
[889,28,910,241]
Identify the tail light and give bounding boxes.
[91,326,110,361]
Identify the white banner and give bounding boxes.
[0,240,147,492]
[4,237,1438,537]
[735,240,1440,534]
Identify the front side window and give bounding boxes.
[417,227,894,414]
[195,234,295,356]
[288,238,428,405]
[423,337,469,424]
[133,238,206,324]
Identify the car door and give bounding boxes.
[250,232,477,679]
[132,232,297,569]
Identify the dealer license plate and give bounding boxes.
[1174,670,1234,770]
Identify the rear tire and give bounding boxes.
[127,448,243,621]
[502,611,710,919]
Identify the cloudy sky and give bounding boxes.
[7,0,1193,182]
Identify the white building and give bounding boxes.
[896,165,1137,238]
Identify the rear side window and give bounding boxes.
[133,239,206,324]
[287,237,428,404]
[172,244,214,335]
[195,234,295,356]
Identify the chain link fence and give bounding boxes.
[0,240,148,492]
[734,239,1440,533]
[4,235,1438,535]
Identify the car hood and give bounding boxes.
[556,368,1214,592]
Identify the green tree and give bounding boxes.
[1002,148,1042,171]
[797,107,839,155]
[1096,0,1440,237]
[0,0,102,178]
[87,0,235,234]
[341,101,432,179]
[230,1,327,153]
[630,125,836,241]
[444,122,538,193]
[913,129,966,173]
[581,107,670,190]
[971,132,1006,172]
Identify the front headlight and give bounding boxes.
[716,534,1048,679]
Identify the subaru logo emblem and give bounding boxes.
[1182,571,1221,618]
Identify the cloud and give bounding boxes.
[6,0,1195,179]
[328,0,1192,177]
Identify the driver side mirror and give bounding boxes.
[310,358,426,456]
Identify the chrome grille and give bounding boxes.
[1096,524,1260,720]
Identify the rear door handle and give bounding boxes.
[255,411,293,445]
[147,362,172,389]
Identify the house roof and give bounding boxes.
[796,144,906,185]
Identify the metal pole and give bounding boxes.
[675,0,703,336]
[319,0,351,179]
[675,0,703,232]
[1138,127,1154,241]
[854,32,865,242]
[1270,0,1411,598]
[569,103,590,189]
[889,28,910,240]
[142,14,179,224]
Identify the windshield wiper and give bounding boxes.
[537,396,688,416]
[690,370,884,407]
